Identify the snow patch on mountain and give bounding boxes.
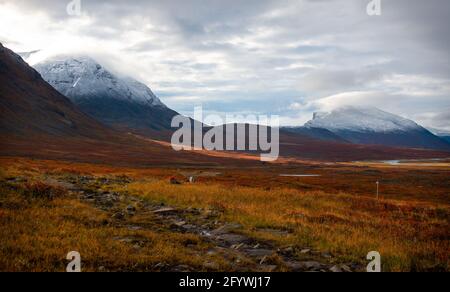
[427,127,450,137]
[305,106,421,133]
[34,56,165,107]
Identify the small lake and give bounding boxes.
[380,158,448,165]
[381,160,401,165]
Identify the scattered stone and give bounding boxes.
[285,261,304,272]
[181,224,196,231]
[207,250,217,256]
[200,231,212,237]
[172,265,191,272]
[330,265,343,273]
[341,265,352,273]
[126,205,136,216]
[99,266,106,272]
[300,261,325,271]
[284,246,294,253]
[174,221,187,227]
[203,261,219,270]
[231,243,245,250]
[152,207,177,214]
[101,199,115,209]
[280,246,295,256]
[300,249,311,254]
[245,249,274,258]
[216,233,248,246]
[126,205,136,212]
[322,252,332,259]
[169,223,185,232]
[260,265,277,272]
[115,237,133,243]
[210,223,243,235]
[154,263,166,269]
[111,212,125,220]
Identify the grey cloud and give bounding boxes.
[298,69,384,95]
[428,110,450,129]
[1,0,449,126]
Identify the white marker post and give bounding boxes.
[376,181,380,200]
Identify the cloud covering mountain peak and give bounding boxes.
[35,55,166,108]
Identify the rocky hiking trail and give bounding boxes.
[47,175,363,272]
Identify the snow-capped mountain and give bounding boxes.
[35,56,164,106]
[0,43,109,138]
[303,107,450,151]
[34,56,179,136]
[305,107,420,133]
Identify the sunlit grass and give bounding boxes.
[122,180,449,272]
[0,157,448,272]
[0,179,226,272]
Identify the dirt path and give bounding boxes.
[52,175,361,272]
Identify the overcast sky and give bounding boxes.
[0,0,449,129]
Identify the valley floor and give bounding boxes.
[0,157,448,272]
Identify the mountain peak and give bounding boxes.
[306,106,420,133]
[35,55,166,108]
[34,55,179,135]
[303,106,449,150]
[0,44,110,138]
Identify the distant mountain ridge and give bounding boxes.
[0,43,254,166]
[299,106,450,151]
[35,56,179,137]
[305,106,420,133]
[1,43,448,164]
[282,126,349,143]
[0,44,110,138]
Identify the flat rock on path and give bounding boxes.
[215,233,249,246]
[244,249,274,258]
[152,207,178,214]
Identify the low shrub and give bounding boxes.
[23,182,65,200]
